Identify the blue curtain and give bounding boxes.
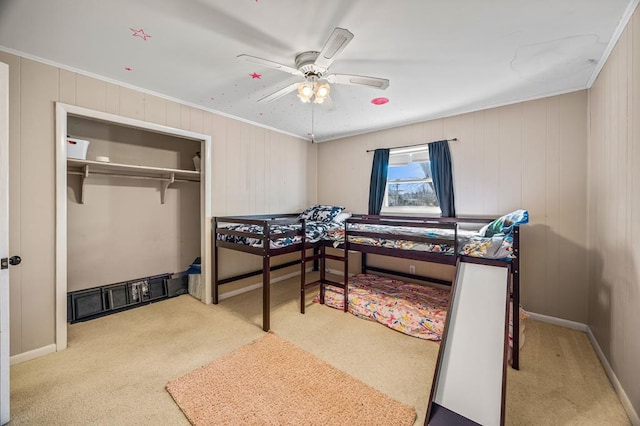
[368,149,390,215]
[428,140,456,217]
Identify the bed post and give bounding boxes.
[300,219,307,314]
[453,222,458,255]
[512,225,520,370]
[320,243,326,304]
[361,253,367,274]
[313,246,320,271]
[263,222,271,332]
[344,224,349,313]
[213,217,219,305]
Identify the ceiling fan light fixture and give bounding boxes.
[297,80,331,104]
[315,83,330,97]
[313,82,330,104]
[297,82,314,103]
[241,27,388,108]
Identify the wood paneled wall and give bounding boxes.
[317,91,589,323]
[0,51,316,356]
[588,6,640,418]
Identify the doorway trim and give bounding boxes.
[0,60,11,426]
[55,103,212,351]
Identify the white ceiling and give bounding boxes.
[0,0,635,142]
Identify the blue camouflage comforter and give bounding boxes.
[216,221,341,249]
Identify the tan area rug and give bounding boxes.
[166,333,417,426]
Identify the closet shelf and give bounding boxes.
[67,158,200,204]
[68,158,200,180]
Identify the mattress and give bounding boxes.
[216,220,341,249]
[317,273,526,351]
[318,273,450,341]
[330,223,515,259]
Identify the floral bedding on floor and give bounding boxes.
[316,273,527,352]
[316,273,450,341]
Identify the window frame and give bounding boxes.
[381,146,441,216]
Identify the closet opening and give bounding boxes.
[55,103,212,351]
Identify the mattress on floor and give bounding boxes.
[317,273,451,341]
[316,273,527,348]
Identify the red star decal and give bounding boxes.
[250,72,262,79]
[130,28,151,41]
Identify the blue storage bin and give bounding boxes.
[187,257,202,298]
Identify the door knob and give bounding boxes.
[9,255,21,266]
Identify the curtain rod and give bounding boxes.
[366,138,458,153]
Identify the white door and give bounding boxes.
[0,61,10,425]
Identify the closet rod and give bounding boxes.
[67,171,198,183]
[366,138,457,153]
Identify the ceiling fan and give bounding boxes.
[238,27,389,104]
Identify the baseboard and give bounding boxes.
[325,268,354,277]
[10,343,56,365]
[218,268,313,301]
[525,312,589,332]
[527,312,639,425]
[586,327,640,425]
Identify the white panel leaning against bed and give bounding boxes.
[427,258,510,426]
[55,102,212,352]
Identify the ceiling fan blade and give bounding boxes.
[314,27,354,71]
[326,74,389,90]
[237,54,302,76]
[258,82,300,103]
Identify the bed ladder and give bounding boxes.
[301,243,348,313]
[426,257,511,426]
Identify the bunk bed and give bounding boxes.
[213,206,348,332]
[324,210,527,370]
[214,208,527,369]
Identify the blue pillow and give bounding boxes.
[478,210,529,237]
[299,205,345,222]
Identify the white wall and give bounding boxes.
[588,5,640,417]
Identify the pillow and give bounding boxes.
[478,209,529,237]
[299,205,319,220]
[299,205,345,222]
[332,211,352,223]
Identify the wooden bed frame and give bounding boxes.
[213,214,346,331]
[213,213,521,370]
[341,214,521,370]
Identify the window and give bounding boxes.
[381,146,441,215]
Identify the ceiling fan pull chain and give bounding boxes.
[311,103,315,143]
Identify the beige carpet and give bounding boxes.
[166,333,416,426]
[8,272,632,425]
